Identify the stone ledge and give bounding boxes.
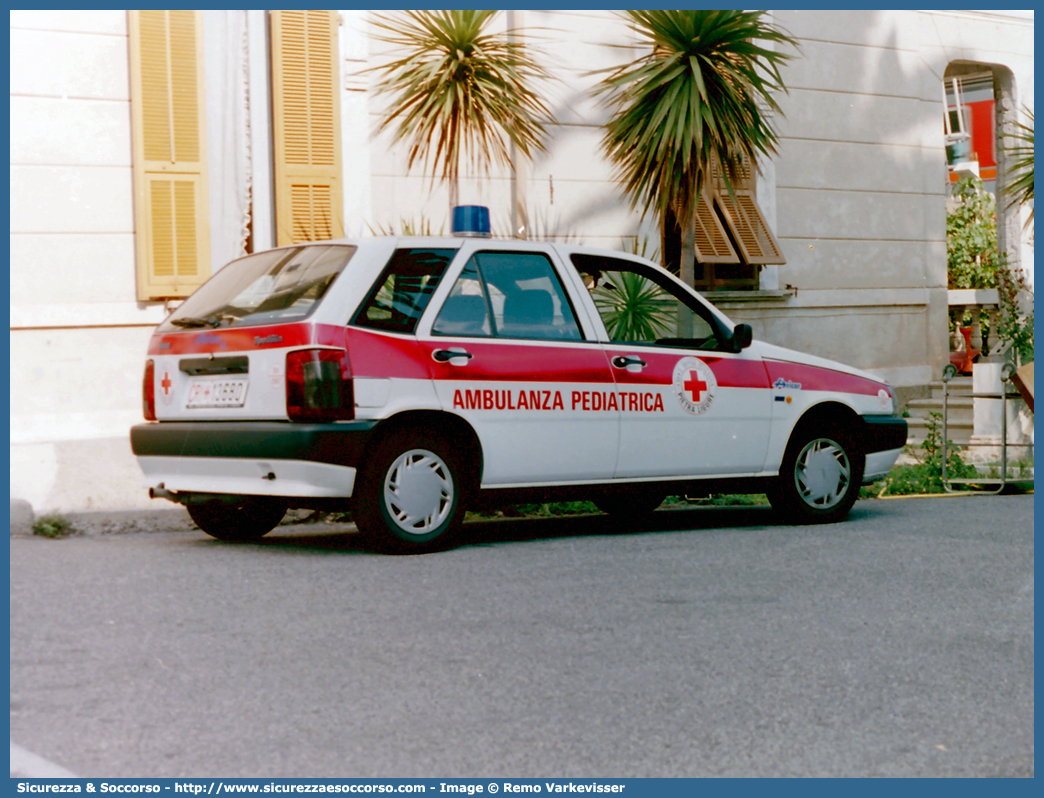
[704,289,793,304]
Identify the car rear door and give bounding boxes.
[415,242,619,486]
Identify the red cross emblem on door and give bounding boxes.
[161,372,172,396]
[683,371,707,403]
[672,356,717,415]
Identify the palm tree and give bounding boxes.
[1006,107,1033,228]
[596,10,797,328]
[369,10,550,215]
[592,271,677,342]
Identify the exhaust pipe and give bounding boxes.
[149,483,180,503]
[148,484,252,506]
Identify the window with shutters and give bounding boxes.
[662,157,785,292]
[270,10,344,246]
[128,10,211,301]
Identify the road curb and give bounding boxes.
[10,743,78,778]
[874,489,1033,500]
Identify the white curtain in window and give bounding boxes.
[204,10,252,273]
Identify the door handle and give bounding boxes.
[612,355,647,369]
[433,348,473,363]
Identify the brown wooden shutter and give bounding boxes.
[270,10,344,245]
[129,10,210,300]
[714,191,785,265]
[709,156,785,266]
[692,192,739,263]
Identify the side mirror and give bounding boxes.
[731,323,753,352]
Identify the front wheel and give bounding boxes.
[353,428,466,553]
[768,424,864,524]
[187,496,287,541]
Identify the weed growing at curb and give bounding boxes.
[32,514,76,539]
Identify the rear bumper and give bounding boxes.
[131,420,379,499]
[138,455,360,498]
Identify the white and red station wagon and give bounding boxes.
[131,208,907,552]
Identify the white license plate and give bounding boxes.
[186,378,248,408]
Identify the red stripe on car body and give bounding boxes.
[417,340,616,384]
[765,360,884,396]
[344,328,433,380]
[605,348,771,389]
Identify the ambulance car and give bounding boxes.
[131,207,907,552]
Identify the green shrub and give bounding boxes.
[947,176,1000,291]
[865,412,977,497]
[32,514,75,539]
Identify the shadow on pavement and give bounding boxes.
[186,499,897,555]
[205,501,898,555]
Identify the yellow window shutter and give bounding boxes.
[271,10,344,246]
[129,10,210,300]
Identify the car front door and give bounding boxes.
[568,253,772,478]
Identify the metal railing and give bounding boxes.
[941,363,1033,493]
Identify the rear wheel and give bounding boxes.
[768,423,863,524]
[353,428,466,553]
[187,496,287,541]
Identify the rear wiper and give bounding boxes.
[170,316,220,329]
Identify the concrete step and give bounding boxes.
[906,417,974,448]
[906,396,974,422]
[929,377,974,400]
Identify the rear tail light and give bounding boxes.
[143,359,157,421]
[286,348,354,422]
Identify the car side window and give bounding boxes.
[433,251,583,341]
[353,248,454,334]
[431,261,493,337]
[569,254,722,349]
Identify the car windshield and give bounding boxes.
[159,245,356,331]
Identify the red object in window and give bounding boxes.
[286,349,354,422]
[968,98,995,168]
[143,359,157,421]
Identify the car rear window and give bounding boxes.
[353,248,455,334]
[160,245,356,331]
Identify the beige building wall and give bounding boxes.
[10,11,162,512]
[717,9,1033,392]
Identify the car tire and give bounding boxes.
[594,487,666,521]
[768,423,864,524]
[187,496,287,541]
[353,427,465,553]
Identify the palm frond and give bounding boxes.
[594,10,798,223]
[1005,107,1033,226]
[369,10,551,188]
[593,272,676,342]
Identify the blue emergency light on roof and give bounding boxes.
[452,205,492,238]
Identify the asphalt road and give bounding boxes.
[9,494,1034,778]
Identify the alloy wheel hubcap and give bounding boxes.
[383,449,454,535]
[794,438,851,509]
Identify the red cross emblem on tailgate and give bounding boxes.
[683,371,707,402]
[161,372,172,395]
